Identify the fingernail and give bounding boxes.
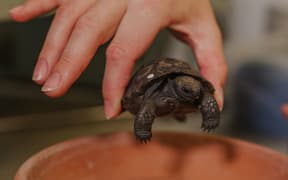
[104,100,119,120]
[41,72,61,92]
[104,101,114,119]
[33,60,48,82]
[9,5,24,14]
[215,88,224,111]
[104,100,113,119]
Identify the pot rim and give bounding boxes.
[14,131,288,180]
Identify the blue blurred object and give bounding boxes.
[234,61,288,137]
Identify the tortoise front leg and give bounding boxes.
[134,102,155,143]
[199,92,220,132]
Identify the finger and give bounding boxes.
[194,32,227,111]
[170,1,227,111]
[32,0,95,85]
[41,0,127,97]
[9,0,59,22]
[281,104,288,119]
[103,4,168,119]
[179,20,227,111]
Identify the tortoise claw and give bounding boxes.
[135,131,152,144]
[201,119,219,133]
[140,138,151,144]
[137,137,151,144]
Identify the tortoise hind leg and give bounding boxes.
[134,102,155,143]
[199,92,220,132]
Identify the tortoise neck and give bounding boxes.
[162,78,178,98]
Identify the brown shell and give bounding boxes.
[123,58,214,100]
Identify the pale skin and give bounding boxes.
[9,0,227,119]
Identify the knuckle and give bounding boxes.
[56,5,71,17]
[131,0,167,16]
[75,14,107,44]
[59,52,73,67]
[38,50,51,63]
[38,53,48,62]
[106,44,128,62]
[58,52,87,77]
[75,15,97,32]
[56,55,76,79]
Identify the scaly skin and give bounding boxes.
[122,59,221,143]
[134,103,155,143]
[199,92,220,132]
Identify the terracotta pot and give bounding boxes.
[15,132,288,180]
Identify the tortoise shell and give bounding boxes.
[124,58,214,99]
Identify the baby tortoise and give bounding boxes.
[122,58,220,143]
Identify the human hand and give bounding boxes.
[10,0,227,119]
[282,104,288,119]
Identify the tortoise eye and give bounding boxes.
[181,87,191,94]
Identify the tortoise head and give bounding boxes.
[172,75,202,104]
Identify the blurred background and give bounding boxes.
[1,0,288,179]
